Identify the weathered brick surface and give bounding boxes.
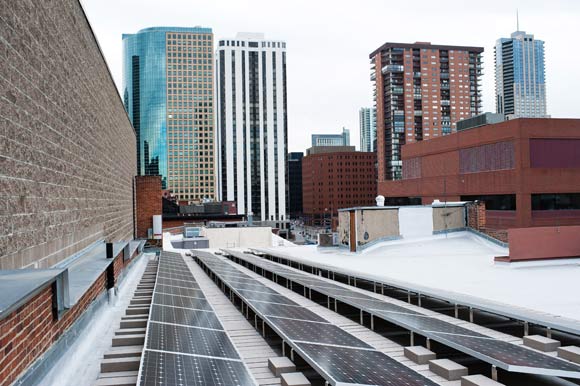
[135,176,162,238]
[0,274,105,386]
[0,0,136,269]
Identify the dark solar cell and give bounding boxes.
[147,322,239,359]
[248,301,326,323]
[155,284,205,299]
[296,343,438,386]
[150,305,223,330]
[432,332,580,372]
[267,317,372,349]
[139,350,255,386]
[371,310,485,337]
[156,277,199,289]
[236,289,298,306]
[152,293,212,311]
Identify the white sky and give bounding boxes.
[81,0,580,153]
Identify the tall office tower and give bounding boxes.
[370,42,483,181]
[495,30,547,119]
[123,27,216,202]
[216,33,288,221]
[359,107,376,152]
[311,128,350,147]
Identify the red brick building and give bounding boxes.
[379,118,580,229]
[370,42,483,181]
[302,147,377,227]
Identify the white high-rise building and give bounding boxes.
[359,107,375,152]
[216,33,288,221]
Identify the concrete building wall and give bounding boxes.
[202,227,273,248]
[433,206,466,232]
[337,211,350,247]
[0,0,136,269]
[356,209,399,248]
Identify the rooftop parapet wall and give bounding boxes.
[496,226,580,262]
[0,0,136,269]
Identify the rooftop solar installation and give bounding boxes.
[137,251,256,386]
[192,251,440,386]
[254,248,580,338]
[223,249,580,380]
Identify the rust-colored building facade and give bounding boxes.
[302,148,377,227]
[379,118,580,229]
[370,42,483,181]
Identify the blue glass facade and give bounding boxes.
[495,31,546,118]
[122,27,212,190]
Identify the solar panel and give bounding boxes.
[154,284,206,299]
[150,305,223,330]
[296,342,439,386]
[139,350,254,386]
[371,310,485,337]
[193,251,440,386]
[155,277,200,289]
[146,322,240,359]
[432,332,580,372]
[156,275,196,285]
[226,250,580,379]
[248,300,327,323]
[152,292,213,311]
[235,289,298,306]
[267,316,372,349]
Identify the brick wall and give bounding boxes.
[0,274,106,386]
[0,0,136,269]
[136,176,162,238]
[466,201,508,243]
[0,248,138,386]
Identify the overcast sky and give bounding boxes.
[81,0,580,153]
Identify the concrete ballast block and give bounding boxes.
[429,359,468,381]
[523,335,561,352]
[100,357,141,373]
[280,372,311,386]
[268,357,296,376]
[558,346,580,364]
[404,346,436,365]
[461,374,505,386]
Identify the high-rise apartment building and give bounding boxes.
[359,107,375,152]
[311,128,350,147]
[122,27,216,202]
[370,42,483,181]
[495,30,547,119]
[216,33,288,221]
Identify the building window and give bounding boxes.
[461,195,516,210]
[532,193,580,210]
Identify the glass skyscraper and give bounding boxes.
[495,30,547,119]
[359,107,375,152]
[122,27,215,202]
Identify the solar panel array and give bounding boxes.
[222,249,580,380]
[137,251,256,386]
[192,251,439,386]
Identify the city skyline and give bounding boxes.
[82,0,580,153]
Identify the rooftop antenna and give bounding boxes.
[516,9,520,31]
